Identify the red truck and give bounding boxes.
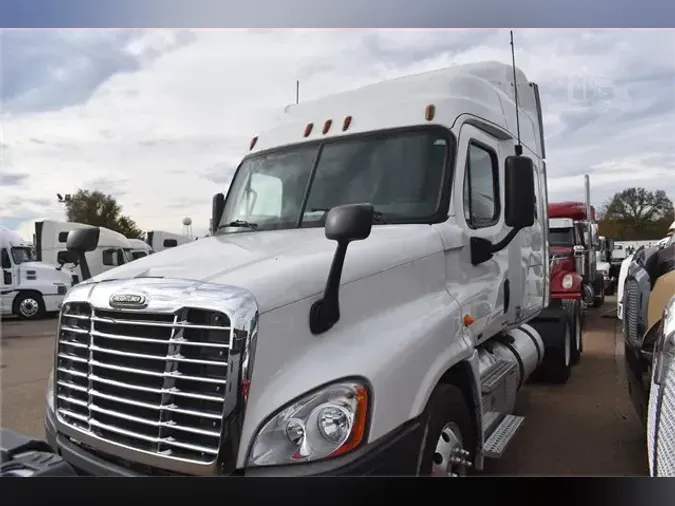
[546,176,605,364]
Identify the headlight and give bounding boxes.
[653,296,675,386]
[247,381,369,467]
[46,367,55,411]
[562,274,574,289]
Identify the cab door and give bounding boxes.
[449,123,512,343]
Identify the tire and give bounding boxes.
[418,384,475,477]
[13,292,46,320]
[534,314,572,384]
[591,275,605,308]
[562,299,583,365]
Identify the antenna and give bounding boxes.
[296,80,300,104]
[509,30,523,157]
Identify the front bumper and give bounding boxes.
[45,407,426,476]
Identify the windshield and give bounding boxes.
[549,227,575,247]
[218,128,451,233]
[11,246,36,264]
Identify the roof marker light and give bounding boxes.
[304,123,314,137]
[425,105,436,121]
[342,116,352,131]
[322,119,332,134]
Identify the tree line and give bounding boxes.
[64,189,143,239]
[64,185,674,242]
[597,187,674,241]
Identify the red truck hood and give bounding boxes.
[550,245,574,277]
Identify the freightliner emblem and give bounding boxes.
[109,293,148,309]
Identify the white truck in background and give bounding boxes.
[146,230,193,252]
[127,238,154,260]
[46,60,578,477]
[35,220,138,282]
[1,226,74,320]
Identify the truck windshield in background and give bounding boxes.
[549,227,575,247]
[218,128,452,233]
[10,247,36,264]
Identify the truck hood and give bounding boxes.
[90,225,444,313]
[20,261,73,285]
[550,245,573,255]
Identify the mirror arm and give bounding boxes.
[491,226,521,253]
[76,252,92,280]
[309,242,348,335]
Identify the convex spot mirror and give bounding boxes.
[325,203,374,243]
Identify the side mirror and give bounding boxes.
[163,239,178,248]
[309,203,374,334]
[66,228,99,253]
[66,227,100,281]
[212,193,225,235]
[504,155,536,229]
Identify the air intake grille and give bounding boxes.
[623,277,641,346]
[54,302,232,464]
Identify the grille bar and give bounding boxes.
[55,302,232,464]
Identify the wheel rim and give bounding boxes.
[19,298,39,318]
[431,422,471,477]
[575,314,581,351]
[564,325,571,367]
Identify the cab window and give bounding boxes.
[463,142,500,229]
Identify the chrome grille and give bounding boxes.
[55,301,232,464]
[650,360,675,476]
[623,277,641,346]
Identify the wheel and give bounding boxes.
[13,292,45,320]
[562,299,583,365]
[533,314,572,384]
[591,275,605,308]
[418,384,475,477]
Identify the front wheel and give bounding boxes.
[418,384,475,477]
[13,292,45,320]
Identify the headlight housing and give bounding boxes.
[653,296,675,386]
[247,380,369,467]
[561,274,574,289]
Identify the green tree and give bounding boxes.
[64,189,144,239]
[600,187,674,240]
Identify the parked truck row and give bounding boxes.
[1,221,194,320]
[32,60,618,477]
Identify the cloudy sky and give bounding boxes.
[1,29,674,239]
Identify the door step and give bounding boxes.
[483,414,525,459]
[480,359,518,394]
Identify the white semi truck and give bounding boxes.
[35,220,139,282]
[45,61,576,476]
[146,230,192,252]
[0,226,74,320]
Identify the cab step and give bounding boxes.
[480,359,518,394]
[483,414,525,459]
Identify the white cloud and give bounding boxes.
[2,29,674,241]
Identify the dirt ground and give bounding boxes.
[0,297,647,475]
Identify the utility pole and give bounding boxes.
[296,80,299,104]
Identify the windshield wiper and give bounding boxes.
[218,220,259,231]
[309,208,388,224]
